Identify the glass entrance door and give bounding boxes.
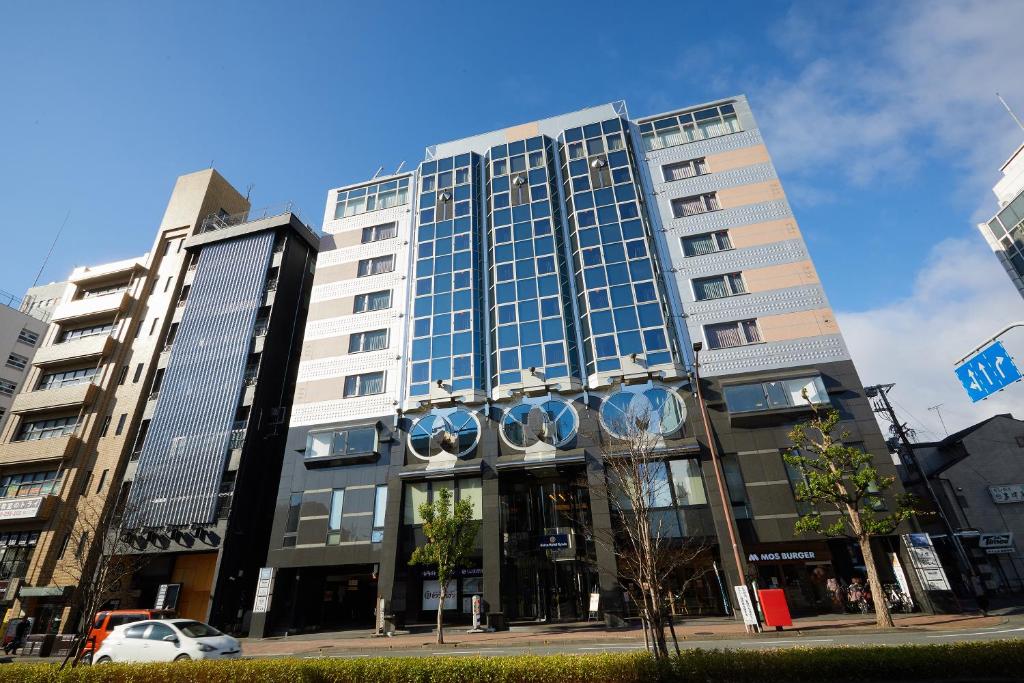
[499,471,597,621]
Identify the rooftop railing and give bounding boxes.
[199,203,320,245]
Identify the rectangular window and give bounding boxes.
[720,454,751,518]
[705,319,761,349]
[371,485,387,542]
[17,328,39,347]
[117,366,128,385]
[306,425,377,458]
[96,469,108,493]
[1,470,63,498]
[75,531,90,558]
[640,104,741,151]
[100,415,112,437]
[285,494,301,534]
[60,322,114,342]
[783,454,814,516]
[132,363,144,383]
[348,329,389,353]
[15,416,77,441]
[80,282,129,299]
[354,290,392,313]
[0,379,16,397]
[723,376,829,414]
[114,413,127,436]
[343,371,385,397]
[334,178,410,219]
[692,273,746,301]
[671,192,721,218]
[357,255,395,277]
[5,354,28,372]
[458,478,483,520]
[328,489,345,532]
[404,481,429,525]
[149,318,159,336]
[668,459,708,506]
[37,366,99,390]
[361,222,397,243]
[662,157,708,182]
[682,231,731,257]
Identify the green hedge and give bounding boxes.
[1,641,1021,682]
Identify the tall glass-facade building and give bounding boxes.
[251,97,914,636]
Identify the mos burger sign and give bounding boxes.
[748,550,817,562]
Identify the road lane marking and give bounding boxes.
[740,638,834,645]
[927,627,1024,638]
[432,649,506,655]
[578,645,647,650]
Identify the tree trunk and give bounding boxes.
[646,590,668,659]
[436,584,445,644]
[860,536,894,628]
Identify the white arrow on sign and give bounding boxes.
[978,361,992,385]
[968,369,982,392]
[996,355,1007,378]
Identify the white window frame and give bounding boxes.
[17,329,39,347]
[681,230,732,257]
[348,329,389,353]
[704,319,762,350]
[353,290,392,313]
[662,157,708,182]
[343,371,386,397]
[5,354,28,372]
[671,192,722,218]
[357,255,395,277]
[361,222,397,244]
[691,272,746,301]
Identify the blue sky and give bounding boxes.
[2,1,1023,434]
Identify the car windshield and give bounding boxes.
[175,621,222,638]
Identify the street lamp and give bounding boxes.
[691,342,747,593]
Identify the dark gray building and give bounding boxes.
[118,207,318,630]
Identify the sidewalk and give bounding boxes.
[240,611,1009,658]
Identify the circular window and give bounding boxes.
[501,399,578,449]
[600,387,685,439]
[408,410,480,460]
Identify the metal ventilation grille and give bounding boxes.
[126,232,274,528]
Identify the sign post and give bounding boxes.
[733,586,760,633]
[253,567,275,615]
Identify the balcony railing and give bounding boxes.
[253,320,269,337]
[265,278,278,292]
[198,203,319,245]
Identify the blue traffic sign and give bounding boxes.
[955,341,1022,402]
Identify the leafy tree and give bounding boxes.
[408,487,480,644]
[784,400,917,628]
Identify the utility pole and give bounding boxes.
[691,342,757,630]
[865,384,978,589]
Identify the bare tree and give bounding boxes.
[50,492,149,667]
[595,408,712,660]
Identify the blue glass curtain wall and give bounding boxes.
[557,117,679,376]
[487,135,581,388]
[408,153,486,397]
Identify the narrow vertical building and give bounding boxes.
[978,142,1024,299]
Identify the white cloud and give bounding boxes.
[838,238,1023,440]
[755,0,1024,200]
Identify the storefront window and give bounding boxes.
[669,459,707,506]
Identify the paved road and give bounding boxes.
[268,622,1024,659]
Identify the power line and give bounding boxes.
[31,209,70,288]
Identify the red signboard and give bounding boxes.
[757,588,792,628]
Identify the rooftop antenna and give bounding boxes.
[927,403,949,437]
[997,92,1024,133]
[395,160,406,174]
[371,165,384,180]
[32,209,70,288]
[245,183,254,201]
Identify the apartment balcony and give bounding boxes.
[51,291,130,323]
[0,435,81,466]
[33,334,114,367]
[68,257,144,285]
[9,382,98,415]
[0,494,59,524]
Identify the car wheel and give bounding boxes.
[80,653,93,666]
[174,654,192,662]
[95,656,112,665]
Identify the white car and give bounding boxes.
[93,619,241,663]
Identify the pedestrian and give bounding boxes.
[3,617,29,655]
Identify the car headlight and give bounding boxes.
[197,643,217,652]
